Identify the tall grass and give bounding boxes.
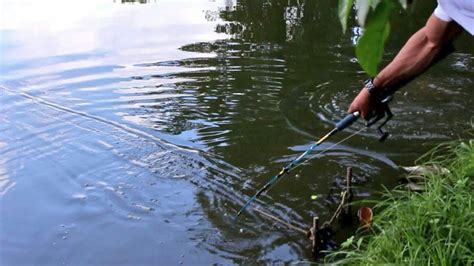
[327,139,474,265]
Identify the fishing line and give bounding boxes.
[235,111,363,218]
[236,85,396,229]
[262,126,367,196]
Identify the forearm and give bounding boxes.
[374,28,441,88]
[348,14,462,118]
[373,14,462,89]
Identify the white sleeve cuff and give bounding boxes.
[434,5,452,22]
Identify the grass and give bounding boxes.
[326,138,474,265]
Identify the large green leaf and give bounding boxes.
[369,0,381,9]
[356,1,392,76]
[338,0,353,33]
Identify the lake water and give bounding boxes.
[0,0,473,264]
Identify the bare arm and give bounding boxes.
[348,14,463,118]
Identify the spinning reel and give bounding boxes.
[366,93,394,142]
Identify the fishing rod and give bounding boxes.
[235,36,456,220]
[236,94,394,218]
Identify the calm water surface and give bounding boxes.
[0,0,473,264]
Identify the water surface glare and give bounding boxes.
[1,0,473,264]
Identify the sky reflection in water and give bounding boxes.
[0,0,473,264]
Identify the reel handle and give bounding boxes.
[366,94,394,142]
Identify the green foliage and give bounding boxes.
[338,0,408,76]
[356,1,392,76]
[338,0,353,33]
[326,139,474,265]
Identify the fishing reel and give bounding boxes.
[366,93,394,142]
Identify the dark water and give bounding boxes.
[0,0,472,264]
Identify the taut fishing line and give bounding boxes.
[263,126,367,197]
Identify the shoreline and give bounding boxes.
[328,139,474,264]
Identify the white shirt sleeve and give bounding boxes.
[434,4,453,22]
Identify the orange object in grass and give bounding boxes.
[357,207,373,232]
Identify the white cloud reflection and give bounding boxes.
[0,141,15,196]
[0,0,225,64]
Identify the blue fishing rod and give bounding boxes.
[236,94,394,218]
[236,111,360,217]
[235,41,457,219]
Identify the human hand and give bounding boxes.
[348,87,374,119]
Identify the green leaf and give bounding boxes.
[356,1,392,76]
[338,0,353,33]
[369,0,381,9]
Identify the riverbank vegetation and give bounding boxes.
[329,138,474,264]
